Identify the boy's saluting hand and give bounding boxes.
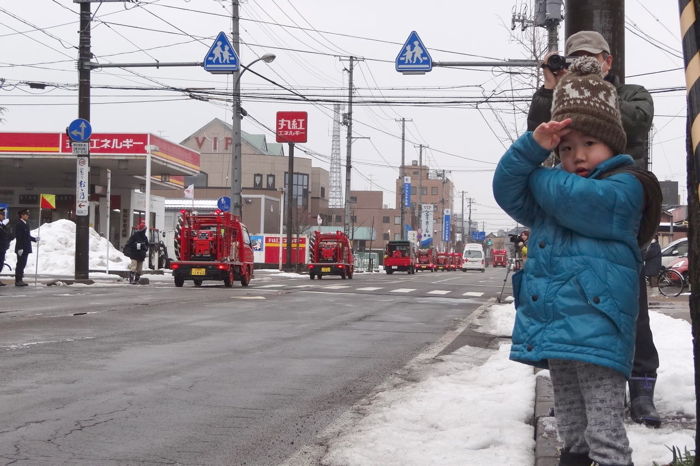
[533,118,572,151]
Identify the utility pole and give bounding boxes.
[75,1,91,281]
[461,191,466,245]
[418,144,424,218]
[396,118,412,240]
[467,197,473,242]
[343,56,355,236]
[230,0,243,218]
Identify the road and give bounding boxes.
[0,266,513,465]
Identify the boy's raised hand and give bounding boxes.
[532,118,572,151]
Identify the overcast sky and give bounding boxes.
[0,1,687,232]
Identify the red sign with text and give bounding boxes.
[276,111,308,143]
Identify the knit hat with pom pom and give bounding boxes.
[551,56,627,155]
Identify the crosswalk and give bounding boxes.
[280,283,484,298]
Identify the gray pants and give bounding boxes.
[549,359,632,466]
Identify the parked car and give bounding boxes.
[661,237,688,267]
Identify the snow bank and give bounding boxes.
[2,219,130,275]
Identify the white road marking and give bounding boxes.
[427,290,451,295]
[231,296,266,300]
[356,287,383,291]
[322,285,350,289]
[292,284,314,288]
[390,288,415,293]
[256,284,285,288]
[462,291,484,297]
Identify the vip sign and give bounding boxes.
[276,111,308,143]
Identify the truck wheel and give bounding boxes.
[194,279,203,287]
[224,270,233,288]
[386,269,393,275]
[348,268,353,279]
[174,276,184,287]
[341,272,346,279]
[240,267,250,287]
[310,273,315,280]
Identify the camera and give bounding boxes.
[542,54,572,73]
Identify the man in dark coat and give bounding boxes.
[124,222,149,284]
[644,235,662,286]
[14,209,37,287]
[526,30,662,427]
[0,208,10,286]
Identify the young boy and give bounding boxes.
[493,57,654,466]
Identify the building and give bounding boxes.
[153,118,330,236]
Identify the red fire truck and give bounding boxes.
[169,210,255,287]
[384,240,416,274]
[307,230,354,279]
[435,252,449,271]
[416,248,436,272]
[450,252,463,271]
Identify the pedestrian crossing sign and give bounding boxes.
[395,31,432,74]
[203,31,240,73]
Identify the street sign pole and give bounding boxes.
[75,2,91,281]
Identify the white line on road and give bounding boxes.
[462,291,484,297]
[322,285,351,289]
[427,290,451,295]
[292,284,314,288]
[231,296,267,300]
[390,288,415,293]
[356,287,383,291]
[256,284,285,288]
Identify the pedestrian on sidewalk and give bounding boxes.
[0,208,11,286]
[526,30,662,428]
[494,56,661,466]
[644,235,662,287]
[123,222,149,284]
[14,209,37,287]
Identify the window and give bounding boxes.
[394,216,400,225]
[320,187,325,198]
[335,215,342,222]
[350,196,357,203]
[412,170,418,176]
[351,216,357,223]
[431,187,439,195]
[284,172,310,208]
[421,187,428,195]
[266,174,275,189]
[383,233,390,241]
[382,216,390,223]
[253,173,263,189]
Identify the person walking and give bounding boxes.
[644,235,662,287]
[527,30,662,427]
[124,222,148,284]
[14,209,37,287]
[0,208,11,286]
[494,56,661,466]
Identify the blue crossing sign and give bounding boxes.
[67,118,92,142]
[217,196,231,212]
[395,31,432,74]
[203,31,240,73]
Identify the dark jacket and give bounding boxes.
[124,229,149,261]
[14,219,36,254]
[493,132,644,377]
[643,241,662,277]
[526,74,654,165]
[0,222,10,251]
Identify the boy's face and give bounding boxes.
[559,129,614,177]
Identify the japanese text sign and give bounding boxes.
[276,111,308,143]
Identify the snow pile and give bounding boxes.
[2,219,130,276]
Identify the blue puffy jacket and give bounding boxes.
[493,132,644,378]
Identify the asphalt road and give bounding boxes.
[0,266,512,465]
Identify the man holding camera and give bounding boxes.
[527,30,654,168]
[526,30,661,428]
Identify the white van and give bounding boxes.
[661,237,688,267]
[462,243,485,272]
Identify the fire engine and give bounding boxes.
[384,240,416,274]
[435,252,449,271]
[307,230,354,279]
[450,252,463,271]
[169,210,255,287]
[416,248,436,272]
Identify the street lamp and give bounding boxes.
[231,53,276,219]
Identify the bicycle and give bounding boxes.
[655,266,686,297]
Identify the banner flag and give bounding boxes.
[183,184,195,199]
[40,194,56,209]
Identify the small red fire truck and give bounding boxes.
[169,210,255,287]
[435,252,449,271]
[307,230,354,279]
[416,248,436,272]
[384,240,416,274]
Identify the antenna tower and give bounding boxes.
[329,103,344,208]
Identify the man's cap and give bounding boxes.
[0,208,5,215]
[566,30,611,55]
[18,208,29,216]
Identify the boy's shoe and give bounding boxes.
[558,448,591,466]
[15,281,28,287]
[629,376,662,427]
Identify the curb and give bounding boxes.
[534,372,561,466]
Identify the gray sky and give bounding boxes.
[0,1,687,232]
